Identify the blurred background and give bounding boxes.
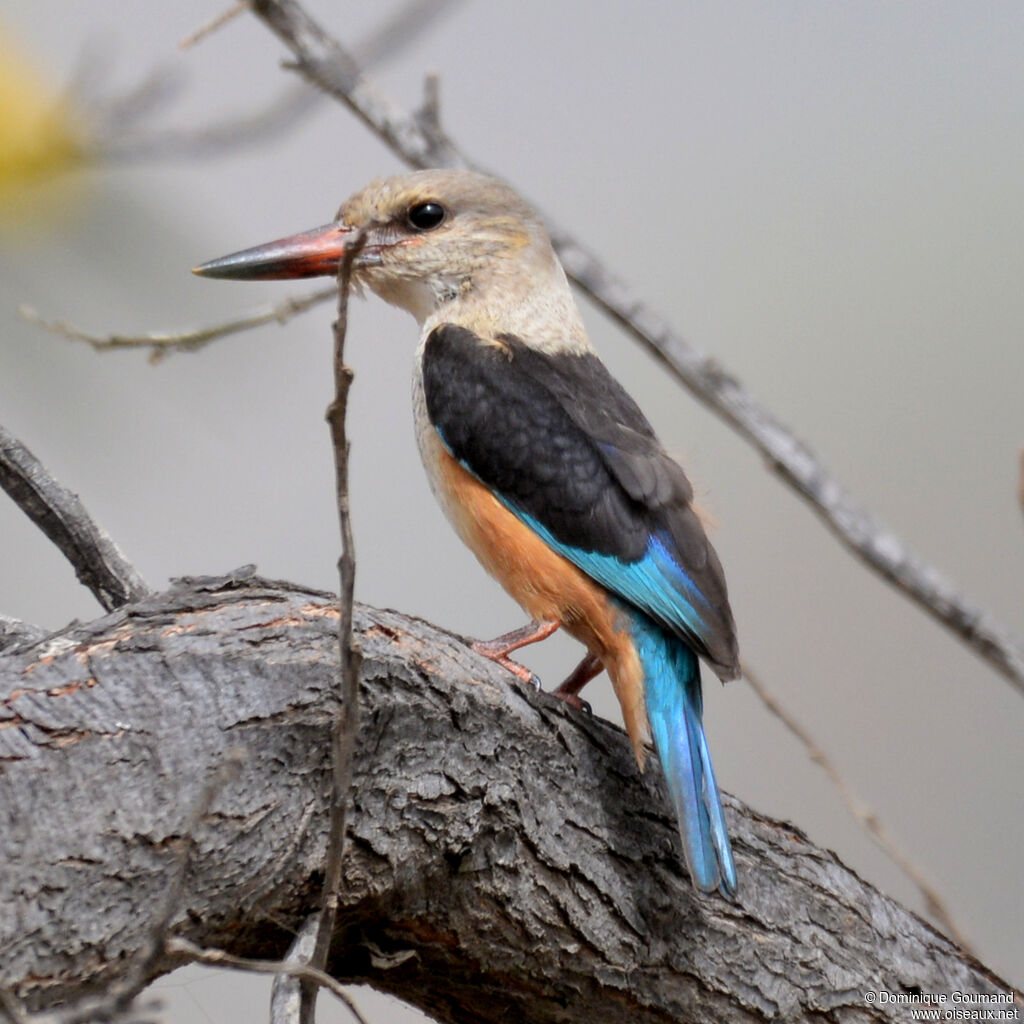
[1,2,1021,1019]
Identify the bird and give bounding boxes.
[194,169,740,896]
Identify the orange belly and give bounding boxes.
[429,438,651,763]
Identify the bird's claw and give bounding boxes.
[553,689,592,714]
[470,640,540,689]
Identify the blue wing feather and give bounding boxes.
[507,507,716,650]
[633,613,737,896]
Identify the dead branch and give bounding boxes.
[81,1,461,167]
[300,230,365,1023]
[0,576,1017,1023]
[19,289,335,363]
[175,937,368,1024]
[179,1,250,50]
[246,0,1024,695]
[0,424,148,611]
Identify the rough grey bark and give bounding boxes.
[0,574,1017,1023]
[0,616,46,654]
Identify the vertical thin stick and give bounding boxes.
[299,232,365,1024]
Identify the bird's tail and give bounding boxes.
[630,612,736,897]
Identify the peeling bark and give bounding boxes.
[0,574,1017,1022]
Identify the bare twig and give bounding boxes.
[84,1,460,167]
[414,71,448,167]
[0,987,164,1024]
[19,288,335,363]
[90,82,322,165]
[300,232,365,1024]
[0,424,149,612]
[270,915,318,1024]
[168,938,369,1024]
[741,662,973,953]
[179,1,251,49]
[246,0,1024,696]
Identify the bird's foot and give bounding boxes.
[551,688,592,714]
[471,646,541,688]
[551,653,602,714]
[470,619,559,688]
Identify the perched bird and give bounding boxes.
[194,170,740,896]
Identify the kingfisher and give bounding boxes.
[194,169,740,896]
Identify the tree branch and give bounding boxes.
[301,229,365,1023]
[0,617,47,655]
[19,290,335,363]
[0,423,149,611]
[246,0,1024,695]
[1,576,1017,1023]
[181,936,369,1024]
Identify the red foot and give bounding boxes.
[471,619,560,687]
[552,653,602,714]
[470,647,538,687]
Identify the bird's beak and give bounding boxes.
[192,222,360,281]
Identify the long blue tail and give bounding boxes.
[631,612,736,897]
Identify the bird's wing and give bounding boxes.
[421,324,738,679]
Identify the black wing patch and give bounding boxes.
[421,324,738,677]
[422,326,650,559]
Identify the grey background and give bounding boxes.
[1,3,1021,1020]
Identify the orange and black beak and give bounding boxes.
[192,222,360,281]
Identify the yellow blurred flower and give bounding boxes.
[0,21,88,231]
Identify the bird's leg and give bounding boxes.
[552,653,603,712]
[471,619,560,686]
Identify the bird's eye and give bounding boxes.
[407,201,446,231]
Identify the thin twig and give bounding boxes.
[179,1,251,50]
[300,232,366,1024]
[90,82,322,165]
[0,424,149,612]
[168,938,369,1024]
[246,0,1024,696]
[270,915,318,1024]
[741,662,974,953]
[82,1,460,168]
[19,289,335,364]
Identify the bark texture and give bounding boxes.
[0,574,1016,1023]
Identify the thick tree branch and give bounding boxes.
[0,617,46,655]
[247,0,1024,694]
[0,424,149,611]
[1,576,1016,1023]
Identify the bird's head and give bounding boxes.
[194,169,570,329]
